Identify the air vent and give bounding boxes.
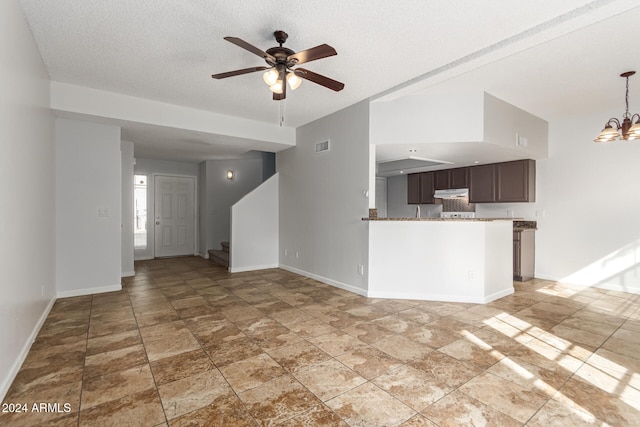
[315,140,330,153]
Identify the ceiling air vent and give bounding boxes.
[315,140,330,153]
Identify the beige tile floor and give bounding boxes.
[2,257,640,426]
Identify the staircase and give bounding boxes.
[208,241,229,269]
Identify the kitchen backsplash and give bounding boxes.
[442,197,476,212]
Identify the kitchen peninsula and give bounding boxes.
[365,214,514,303]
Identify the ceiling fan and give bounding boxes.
[211,30,344,101]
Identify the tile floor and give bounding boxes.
[2,257,640,426]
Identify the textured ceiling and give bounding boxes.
[17,0,640,162]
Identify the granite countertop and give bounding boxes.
[362,217,519,222]
[363,209,537,229]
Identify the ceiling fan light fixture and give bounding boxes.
[286,72,302,90]
[269,80,284,94]
[263,69,279,86]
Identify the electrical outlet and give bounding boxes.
[506,209,514,218]
[468,271,476,280]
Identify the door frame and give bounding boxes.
[151,173,198,259]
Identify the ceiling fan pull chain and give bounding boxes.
[280,100,285,127]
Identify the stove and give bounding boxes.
[440,212,476,219]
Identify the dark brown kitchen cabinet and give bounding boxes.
[407,172,436,204]
[434,167,469,190]
[450,167,469,189]
[469,164,496,203]
[419,172,436,204]
[407,173,421,204]
[513,229,535,281]
[497,159,536,202]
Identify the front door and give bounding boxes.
[154,175,195,258]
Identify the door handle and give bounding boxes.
[156,221,160,225]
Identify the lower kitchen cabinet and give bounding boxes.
[513,229,535,281]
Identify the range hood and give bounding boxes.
[433,188,469,198]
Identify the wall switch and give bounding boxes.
[97,207,109,217]
[357,265,365,276]
[284,249,288,256]
[295,251,299,259]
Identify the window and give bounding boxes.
[134,175,148,249]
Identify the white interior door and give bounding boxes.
[154,175,195,258]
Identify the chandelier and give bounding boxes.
[595,71,640,142]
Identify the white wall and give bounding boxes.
[370,90,485,145]
[0,0,55,399]
[533,112,640,293]
[483,93,548,159]
[202,157,264,253]
[55,118,122,296]
[368,220,513,303]
[121,141,135,276]
[230,173,279,272]
[133,158,199,260]
[278,101,370,294]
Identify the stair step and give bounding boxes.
[207,249,229,268]
[221,241,230,253]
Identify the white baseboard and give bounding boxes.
[367,288,514,304]
[531,274,640,295]
[230,263,279,273]
[57,284,122,298]
[0,297,56,401]
[121,270,135,278]
[279,264,368,297]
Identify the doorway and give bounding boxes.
[154,175,196,258]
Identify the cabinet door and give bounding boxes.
[407,173,421,204]
[513,239,521,277]
[434,170,450,190]
[469,164,496,203]
[497,159,535,202]
[419,172,435,204]
[450,167,469,188]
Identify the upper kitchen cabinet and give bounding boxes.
[407,172,436,204]
[469,164,496,203]
[469,159,536,203]
[496,159,535,202]
[434,167,469,190]
[407,173,421,204]
[419,172,436,204]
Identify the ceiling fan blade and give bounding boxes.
[287,44,337,65]
[211,66,268,79]
[294,68,344,91]
[224,37,276,63]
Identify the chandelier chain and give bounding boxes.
[624,75,630,118]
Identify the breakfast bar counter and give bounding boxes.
[366,217,514,303]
